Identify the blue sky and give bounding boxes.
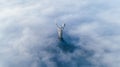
[0,0,120,67]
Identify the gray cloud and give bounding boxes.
[0,0,120,67]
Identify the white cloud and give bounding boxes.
[0,0,120,67]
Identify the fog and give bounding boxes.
[0,0,120,67]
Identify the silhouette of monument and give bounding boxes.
[55,22,65,39]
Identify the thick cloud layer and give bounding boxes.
[0,0,120,67]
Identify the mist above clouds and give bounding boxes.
[0,0,120,67]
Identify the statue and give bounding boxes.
[55,21,65,39]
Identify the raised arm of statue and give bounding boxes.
[55,20,61,29]
[55,20,65,29]
[62,23,65,29]
[56,23,60,28]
